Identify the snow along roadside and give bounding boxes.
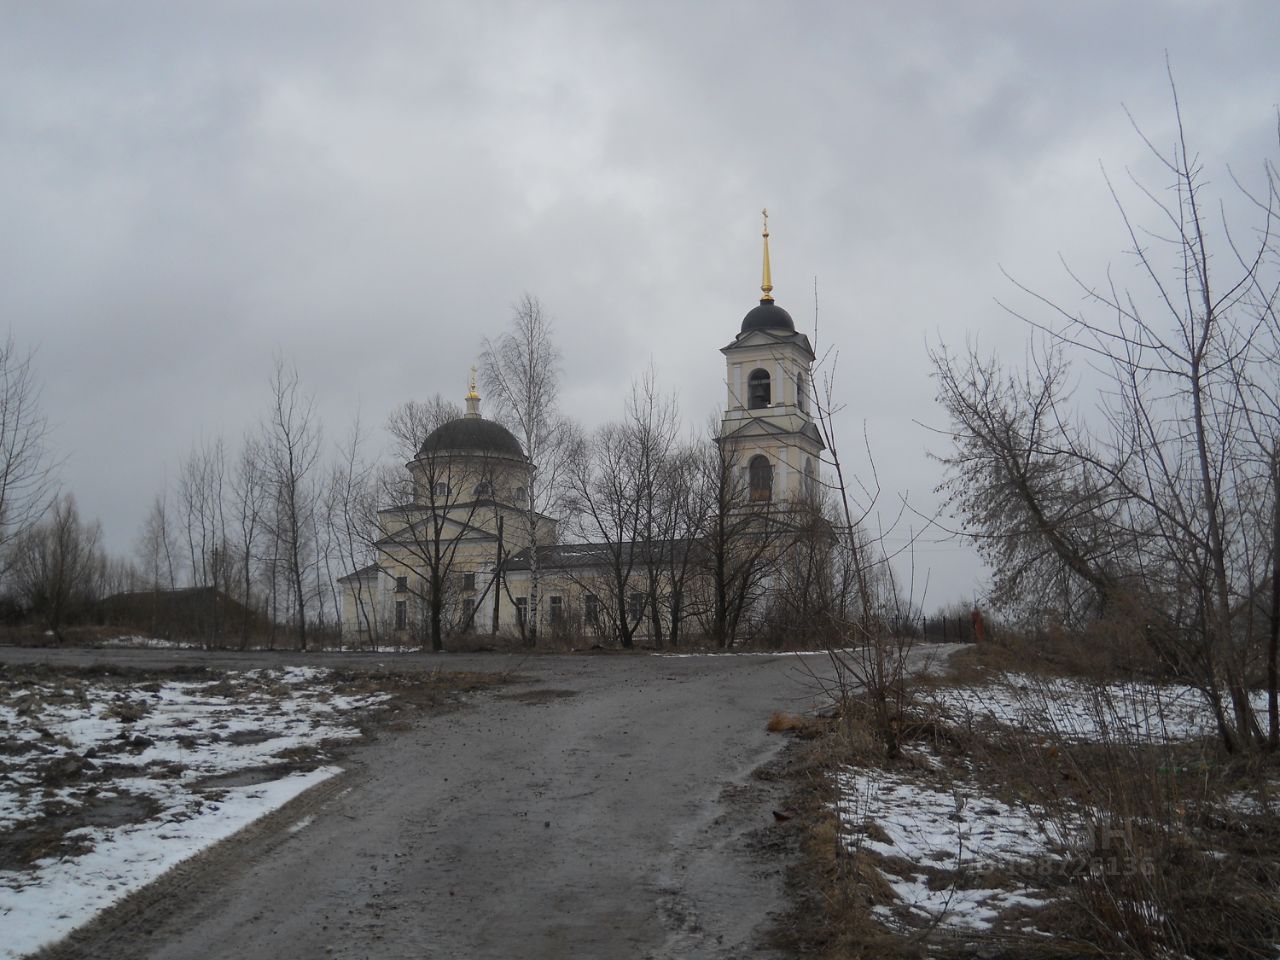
[0,767,339,960]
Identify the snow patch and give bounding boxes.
[922,674,1269,743]
[0,667,386,958]
[0,768,338,959]
[836,767,1055,931]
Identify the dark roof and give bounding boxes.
[505,539,697,571]
[103,586,223,603]
[740,299,795,334]
[336,562,382,584]
[419,417,525,459]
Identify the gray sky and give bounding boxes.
[3,1,1277,609]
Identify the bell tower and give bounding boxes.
[719,210,824,504]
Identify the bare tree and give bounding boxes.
[230,435,268,647]
[932,78,1280,752]
[11,494,102,637]
[480,294,573,645]
[325,412,382,645]
[656,443,703,647]
[177,437,230,645]
[564,422,645,649]
[622,369,684,648]
[385,397,460,463]
[378,396,497,652]
[930,340,1123,626]
[691,418,788,648]
[0,333,58,584]
[262,357,322,650]
[136,491,179,592]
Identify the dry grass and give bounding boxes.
[962,688,1280,958]
[768,711,927,960]
[935,616,1171,689]
[767,711,827,738]
[774,660,1280,959]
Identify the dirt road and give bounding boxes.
[1,647,928,959]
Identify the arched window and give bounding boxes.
[514,485,527,504]
[473,481,492,496]
[804,458,816,499]
[796,371,809,414]
[747,368,771,409]
[748,455,773,501]
[433,481,450,498]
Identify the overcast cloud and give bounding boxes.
[2,1,1277,607]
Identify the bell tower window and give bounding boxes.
[748,455,773,501]
[747,369,771,409]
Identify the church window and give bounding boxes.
[749,455,773,501]
[804,458,816,499]
[797,371,809,413]
[395,600,407,630]
[462,572,476,591]
[514,486,527,503]
[747,368,771,409]
[433,481,450,498]
[395,576,407,593]
[474,481,492,496]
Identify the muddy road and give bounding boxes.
[2,646,951,959]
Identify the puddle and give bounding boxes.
[192,762,316,790]
[0,792,161,868]
[225,730,280,746]
[498,689,579,704]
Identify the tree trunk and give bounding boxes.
[1269,451,1280,750]
[527,503,539,648]
[670,586,682,648]
[493,515,504,635]
[647,568,663,650]
[291,525,307,651]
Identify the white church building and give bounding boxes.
[339,215,823,645]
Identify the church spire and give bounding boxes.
[464,366,481,418]
[760,208,774,302]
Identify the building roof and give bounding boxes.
[740,298,796,334]
[336,562,383,584]
[375,515,495,548]
[505,539,697,572]
[720,416,826,450]
[418,417,525,460]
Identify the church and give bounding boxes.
[339,214,824,646]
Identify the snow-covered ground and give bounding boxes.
[833,672,1273,935]
[0,665,387,959]
[95,635,202,650]
[921,673,1269,743]
[837,766,1056,931]
[658,649,850,658]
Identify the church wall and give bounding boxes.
[339,222,829,650]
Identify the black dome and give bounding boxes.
[740,299,795,334]
[419,417,525,459]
